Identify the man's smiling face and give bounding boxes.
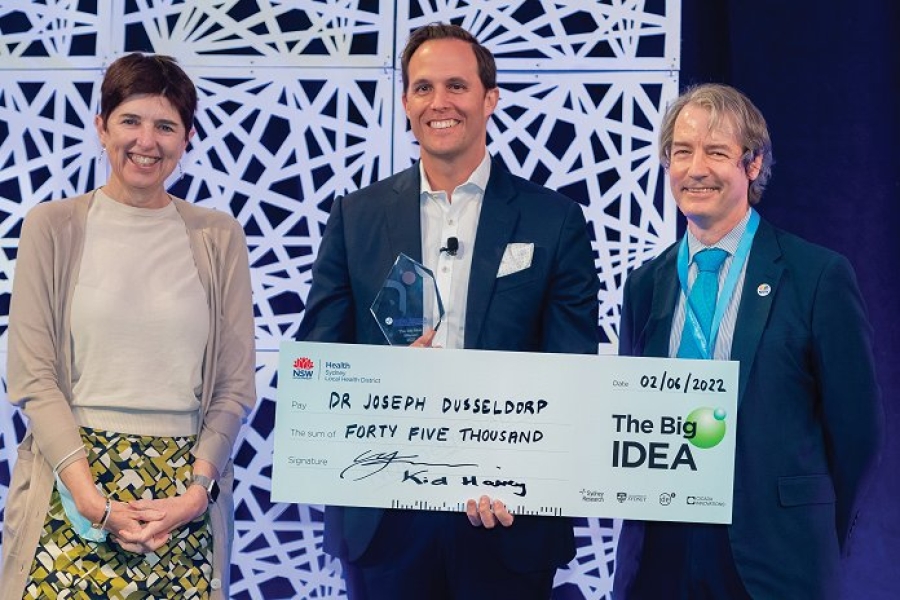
[668,103,761,239]
[402,37,498,174]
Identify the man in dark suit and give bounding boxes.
[613,83,883,599]
[298,23,599,600]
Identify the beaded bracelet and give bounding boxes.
[91,497,112,531]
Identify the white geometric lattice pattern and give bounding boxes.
[115,0,395,67]
[173,67,395,349]
[400,0,679,69]
[0,2,680,598]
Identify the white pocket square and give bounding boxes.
[497,242,534,278]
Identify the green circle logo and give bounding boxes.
[685,407,727,449]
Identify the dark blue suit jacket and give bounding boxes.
[613,218,883,599]
[298,159,600,573]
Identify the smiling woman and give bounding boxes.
[2,53,256,600]
[95,94,189,206]
[94,54,195,208]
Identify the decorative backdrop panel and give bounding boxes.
[0,1,680,598]
[175,67,396,348]
[115,0,394,67]
[399,0,679,70]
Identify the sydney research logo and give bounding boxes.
[579,489,604,503]
[292,357,314,380]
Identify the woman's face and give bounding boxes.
[95,94,193,208]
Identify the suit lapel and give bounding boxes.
[731,219,783,405]
[385,164,424,263]
[465,162,519,347]
[644,245,681,357]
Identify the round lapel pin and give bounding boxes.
[757,283,771,297]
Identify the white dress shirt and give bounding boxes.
[419,153,491,349]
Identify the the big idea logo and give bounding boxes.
[292,357,314,379]
[611,407,728,471]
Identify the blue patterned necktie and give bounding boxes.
[677,248,729,359]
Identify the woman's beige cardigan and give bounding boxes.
[2,191,257,598]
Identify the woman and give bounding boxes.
[2,53,256,598]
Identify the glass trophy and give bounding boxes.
[370,253,444,345]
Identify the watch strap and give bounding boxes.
[190,474,219,503]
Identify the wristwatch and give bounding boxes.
[190,474,220,503]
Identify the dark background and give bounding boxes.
[679,2,899,598]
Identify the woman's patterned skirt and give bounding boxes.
[23,428,212,599]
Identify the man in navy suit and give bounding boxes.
[613,83,883,599]
[298,23,599,600]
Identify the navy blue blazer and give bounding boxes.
[298,159,600,572]
[613,218,883,599]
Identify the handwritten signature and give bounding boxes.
[340,450,478,481]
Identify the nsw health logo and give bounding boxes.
[292,357,314,380]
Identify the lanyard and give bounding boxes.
[677,209,759,359]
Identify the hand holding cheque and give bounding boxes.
[407,330,514,528]
[391,319,511,527]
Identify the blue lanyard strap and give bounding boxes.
[677,209,760,359]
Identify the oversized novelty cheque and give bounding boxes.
[272,341,739,523]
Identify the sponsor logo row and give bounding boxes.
[578,489,726,507]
